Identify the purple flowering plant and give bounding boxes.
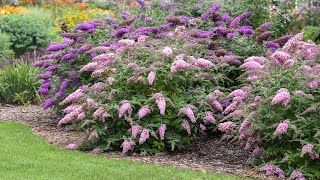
[32,2,305,175]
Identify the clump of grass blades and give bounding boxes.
[0,62,41,104]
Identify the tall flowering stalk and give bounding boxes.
[271,88,291,107]
[179,105,197,123]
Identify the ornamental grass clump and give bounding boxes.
[34,3,292,154]
[219,33,320,179]
[0,62,41,104]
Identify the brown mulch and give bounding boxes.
[0,104,86,147]
[0,104,270,179]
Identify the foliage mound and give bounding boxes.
[302,26,320,44]
[0,31,14,62]
[222,33,320,179]
[0,13,50,56]
[33,2,291,153]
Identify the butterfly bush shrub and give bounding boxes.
[33,3,292,154]
[219,33,320,179]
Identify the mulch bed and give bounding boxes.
[0,104,271,179]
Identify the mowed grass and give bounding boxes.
[0,121,247,180]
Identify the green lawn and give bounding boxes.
[0,121,247,180]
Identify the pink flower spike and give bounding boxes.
[153,92,163,100]
[273,119,289,137]
[203,111,216,124]
[138,105,151,119]
[162,47,173,57]
[211,99,223,112]
[170,59,193,73]
[300,65,311,71]
[77,112,86,120]
[200,124,206,131]
[58,106,83,125]
[90,82,105,91]
[239,118,251,132]
[59,89,84,106]
[271,51,291,64]
[156,98,166,115]
[301,144,313,157]
[223,101,239,115]
[252,146,262,157]
[107,77,115,85]
[196,58,214,69]
[179,105,197,123]
[118,100,133,118]
[63,105,81,114]
[227,89,247,99]
[181,120,191,134]
[159,124,167,140]
[92,107,109,121]
[66,143,78,150]
[139,129,150,145]
[121,140,135,154]
[259,164,285,179]
[283,59,295,68]
[218,121,235,134]
[240,61,263,71]
[131,124,142,138]
[244,56,267,64]
[79,62,98,72]
[289,171,305,180]
[148,71,156,85]
[213,90,224,97]
[271,88,291,107]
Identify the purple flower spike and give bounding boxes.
[61,53,78,61]
[46,42,69,52]
[60,80,69,91]
[159,23,173,31]
[243,19,251,25]
[79,44,92,52]
[266,41,280,51]
[213,26,227,36]
[75,22,95,32]
[43,99,56,110]
[239,12,251,20]
[229,17,241,29]
[112,28,130,38]
[45,65,59,72]
[208,5,221,13]
[121,11,130,20]
[32,60,51,67]
[226,33,236,40]
[222,13,231,23]
[36,73,52,79]
[238,26,254,36]
[56,91,65,98]
[105,18,114,24]
[38,87,49,95]
[144,17,153,23]
[231,60,242,66]
[87,28,95,33]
